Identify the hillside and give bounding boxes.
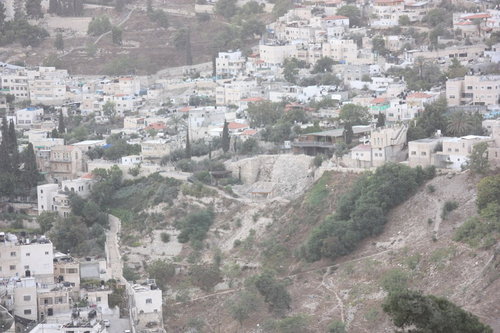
[1,1,268,75]
[151,173,500,332]
[133,167,499,332]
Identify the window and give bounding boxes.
[45,251,49,255]
[24,309,31,315]
[10,252,16,257]
[97,297,101,302]
[68,268,77,274]
[421,152,427,156]
[24,265,29,270]
[10,265,16,270]
[146,298,152,304]
[23,295,31,301]
[26,253,30,256]
[411,151,416,155]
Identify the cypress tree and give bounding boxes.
[344,123,353,145]
[8,120,19,177]
[222,120,230,153]
[376,112,385,128]
[0,141,10,173]
[22,143,39,189]
[58,110,65,134]
[1,117,9,148]
[185,131,191,158]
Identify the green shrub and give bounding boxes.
[175,209,214,245]
[302,164,434,261]
[441,201,458,220]
[427,184,436,193]
[160,232,170,243]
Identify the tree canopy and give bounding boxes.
[383,289,492,333]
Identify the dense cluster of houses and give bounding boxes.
[0,231,163,333]
[1,0,500,331]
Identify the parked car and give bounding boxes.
[103,320,110,327]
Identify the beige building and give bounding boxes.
[259,43,297,65]
[49,146,86,182]
[435,135,492,169]
[485,119,500,168]
[12,277,38,321]
[446,75,500,106]
[408,137,444,168]
[37,287,71,320]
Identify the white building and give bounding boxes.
[216,50,246,77]
[15,107,44,127]
[0,233,54,283]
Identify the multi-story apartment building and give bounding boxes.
[446,75,500,106]
[0,68,30,100]
[0,233,54,284]
[15,107,44,127]
[49,146,86,182]
[215,51,247,77]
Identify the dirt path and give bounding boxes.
[94,8,135,45]
[106,214,125,283]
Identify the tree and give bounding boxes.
[26,0,43,18]
[446,111,473,136]
[372,35,388,57]
[185,131,191,158]
[147,259,175,291]
[241,18,265,40]
[247,101,284,127]
[343,122,353,144]
[376,112,385,128]
[415,97,448,137]
[22,143,39,189]
[336,5,361,27]
[447,57,468,79]
[102,101,116,118]
[226,291,260,326]
[0,2,6,27]
[222,120,230,153]
[87,16,112,36]
[466,142,489,174]
[190,264,221,291]
[240,1,263,15]
[37,211,59,233]
[111,26,123,45]
[311,57,334,73]
[272,0,292,18]
[476,174,500,211]
[254,271,291,313]
[339,104,370,125]
[58,110,65,134]
[383,289,492,333]
[398,15,410,26]
[215,0,237,19]
[423,8,452,28]
[54,33,64,50]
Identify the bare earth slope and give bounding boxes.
[161,171,500,332]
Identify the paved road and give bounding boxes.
[102,308,130,333]
[106,215,125,283]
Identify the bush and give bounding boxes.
[160,232,170,243]
[427,184,436,193]
[253,271,291,313]
[441,201,458,220]
[175,209,214,245]
[313,154,324,167]
[302,164,434,261]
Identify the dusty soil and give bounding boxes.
[157,170,500,332]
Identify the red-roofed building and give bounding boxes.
[145,122,167,131]
[228,122,250,133]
